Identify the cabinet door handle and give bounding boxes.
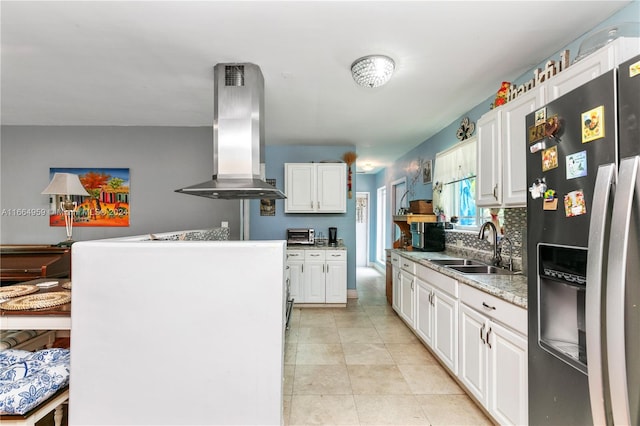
[327,264,329,273]
[486,327,493,349]
[323,264,325,273]
[310,254,320,257]
[480,323,486,344]
[482,302,496,310]
[302,265,304,273]
[431,291,436,306]
[317,201,320,209]
[410,279,414,291]
[311,201,313,208]
[286,265,290,270]
[493,184,498,200]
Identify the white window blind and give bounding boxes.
[433,137,477,221]
[433,137,477,186]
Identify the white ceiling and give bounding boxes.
[1,1,631,172]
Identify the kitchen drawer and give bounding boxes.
[416,263,458,297]
[390,253,401,267]
[399,257,416,275]
[460,283,527,336]
[304,250,326,261]
[325,250,346,261]
[286,250,304,260]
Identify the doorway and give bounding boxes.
[390,178,407,243]
[356,192,369,267]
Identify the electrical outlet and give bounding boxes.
[456,239,463,247]
[221,221,229,228]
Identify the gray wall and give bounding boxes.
[0,126,241,244]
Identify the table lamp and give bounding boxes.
[42,172,90,246]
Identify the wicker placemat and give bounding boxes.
[0,291,71,311]
[0,284,39,299]
[61,282,72,290]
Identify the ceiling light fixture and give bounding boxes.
[351,55,395,88]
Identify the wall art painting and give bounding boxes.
[47,167,130,227]
[422,159,432,184]
[260,179,276,216]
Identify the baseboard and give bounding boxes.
[372,263,385,274]
[347,289,358,299]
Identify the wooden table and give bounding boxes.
[0,278,71,330]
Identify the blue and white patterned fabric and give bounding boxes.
[0,348,70,415]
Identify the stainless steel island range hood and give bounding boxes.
[175,63,285,199]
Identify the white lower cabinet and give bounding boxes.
[325,251,347,303]
[415,267,458,374]
[286,251,304,302]
[286,249,347,304]
[391,266,401,312]
[459,284,528,426]
[392,254,528,426]
[399,269,415,328]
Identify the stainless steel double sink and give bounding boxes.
[429,258,514,275]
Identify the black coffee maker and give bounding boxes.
[328,227,338,246]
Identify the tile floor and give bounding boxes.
[283,266,494,425]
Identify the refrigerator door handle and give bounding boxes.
[586,162,616,426]
[607,156,640,426]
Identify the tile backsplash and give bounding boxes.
[445,208,527,273]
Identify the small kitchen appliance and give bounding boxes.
[409,222,445,251]
[286,228,315,245]
[328,227,338,246]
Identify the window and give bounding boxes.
[433,137,484,229]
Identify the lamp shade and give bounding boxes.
[42,173,90,196]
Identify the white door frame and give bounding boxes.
[356,191,370,267]
[390,177,407,243]
[376,186,387,265]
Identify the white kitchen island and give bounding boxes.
[69,235,286,425]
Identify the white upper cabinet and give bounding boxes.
[285,163,346,213]
[476,110,502,207]
[547,37,640,101]
[477,88,542,208]
[476,37,639,209]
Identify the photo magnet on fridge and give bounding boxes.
[543,188,558,211]
[534,107,547,126]
[542,146,558,171]
[564,189,587,217]
[581,105,605,143]
[566,151,587,179]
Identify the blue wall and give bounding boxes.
[249,145,357,290]
[367,3,638,267]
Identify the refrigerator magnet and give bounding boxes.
[529,178,547,199]
[564,190,587,217]
[542,146,558,171]
[530,141,545,153]
[543,189,558,211]
[629,59,640,78]
[581,106,605,143]
[534,107,546,125]
[566,151,587,179]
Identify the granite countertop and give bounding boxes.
[391,249,528,309]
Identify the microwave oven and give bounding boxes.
[287,228,315,245]
[410,222,445,252]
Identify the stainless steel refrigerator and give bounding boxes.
[526,54,640,425]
